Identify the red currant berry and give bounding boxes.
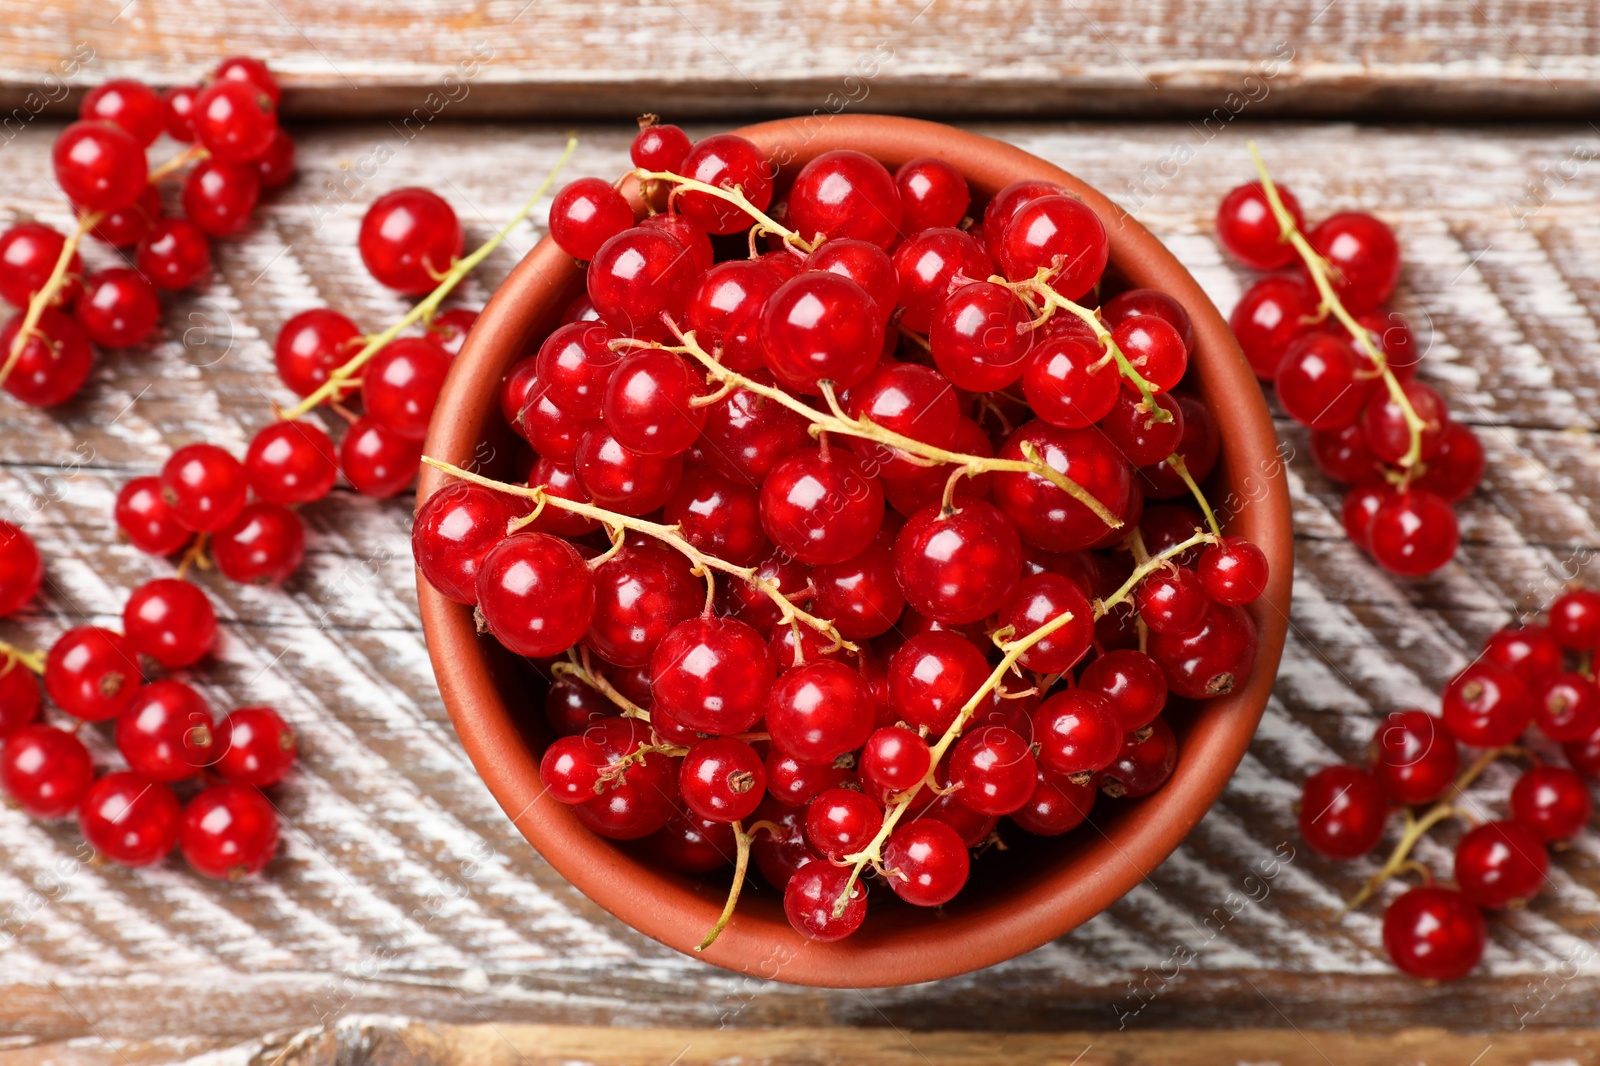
[53,120,148,212]
[760,446,884,566]
[842,361,960,478]
[805,240,898,325]
[765,747,850,807]
[136,218,212,289]
[544,676,616,737]
[631,120,692,172]
[1383,886,1484,980]
[572,722,678,840]
[1299,764,1389,859]
[123,578,215,668]
[1113,315,1188,394]
[1147,602,1258,699]
[412,482,517,604]
[253,127,297,188]
[1080,649,1168,731]
[1197,536,1269,606]
[363,337,451,441]
[761,272,883,393]
[1533,672,1600,743]
[996,194,1108,301]
[894,156,969,233]
[160,85,198,141]
[1442,662,1533,748]
[993,420,1131,551]
[585,547,700,668]
[887,631,989,734]
[997,572,1093,672]
[1549,589,1600,650]
[1306,212,1401,312]
[1275,332,1374,430]
[160,443,247,532]
[81,79,164,145]
[892,226,992,332]
[191,80,278,163]
[573,426,683,515]
[860,726,932,794]
[180,783,279,879]
[116,679,216,782]
[1565,722,1600,779]
[784,860,866,941]
[1362,380,1449,466]
[0,223,82,308]
[0,660,40,739]
[1310,422,1378,484]
[1230,275,1319,380]
[698,379,810,484]
[181,158,260,236]
[1099,391,1185,468]
[1010,767,1095,836]
[929,281,1035,392]
[723,550,812,633]
[647,808,736,873]
[359,187,463,295]
[882,818,969,906]
[1481,625,1564,688]
[1033,691,1121,779]
[1023,336,1119,429]
[1414,423,1484,503]
[0,308,93,407]
[340,417,423,497]
[811,537,904,640]
[1339,479,1387,552]
[686,261,783,373]
[45,626,140,722]
[1509,765,1591,842]
[549,177,634,261]
[801,786,879,861]
[78,772,181,865]
[767,659,874,766]
[949,724,1037,815]
[1216,182,1305,270]
[603,348,707,457]
[680,737,766,823]
[586,226,699,342]
[1099,718,1178,798]
[1105,289,1194,352]
[893,501,1021,625]
[115,477,190,555]
[275,308,362,399]
[1455,819,1547,909]
[244,420,337,506]
[674,134,773,235]
[74,267,159,348]
[213,706,297,787]
[526,456,599,538]
[980,179,1059,249]
[1367,488,1458,577]
[214,56,282,106]
[788,150,902,249]
[0,521,42,618]
[93,182,160,254]
[1136,565,1208,635]
[426,306,478,356]
[533,321,619,420]
[1139,394,1221,501]
[0,724,92,817]
[1370,708,1459,805]
[474,533,596,658]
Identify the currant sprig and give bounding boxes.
[421,456,857,652]
[632,168,816,253]
[1247,142,1428,471]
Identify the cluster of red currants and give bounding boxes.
[1219,179,1481,577]
[0,519,293,878]
[1300,587,1600,980]
[415,120,1268,942]
[0,58,294,408]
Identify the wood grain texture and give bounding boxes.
[3,118,1600,1057]
[6,1,1600,119]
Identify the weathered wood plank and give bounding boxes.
[6,1,1600,119]
[2,119,1600,1046]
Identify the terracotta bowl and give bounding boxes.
[417,115,1292,987]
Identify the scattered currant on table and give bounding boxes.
[1300,587,1600,981]
[414,118,1273,946]
[1218,145,1480,578]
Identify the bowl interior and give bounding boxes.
[417,115,1292,987]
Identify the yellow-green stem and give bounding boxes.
[633,169,815,253]
[0,642,46,675]
[1166,453,1223,539]
[697,819,753,951]
[279,138,579,421]
[1247,142,1427,470]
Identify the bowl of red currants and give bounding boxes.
[414,114,1292,985]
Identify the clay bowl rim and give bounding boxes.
[417,114,1293,988]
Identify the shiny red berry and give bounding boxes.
[894,156,969,233]
[78,772,181,865]
[1299,764,1389,859]
[136,218,212,289]
[784,860,866,941]
[674,134,772,235]
[339,417,423,497]
[359,187,463,295]
[1509,765,1591,842]
[45,626,140,722]
[1098,718,1178,798]
[550,177,634,261]
[180,783,279,879]
[1454,819,1547,909]
[213,706,298,787]
[1370,709,1459,805]
[274,308,362,399]
[52,120,147,212]
[122,578,215,668]
[1549,589,1600,650]
[412,482,518,605]
[0,724,92,817]
[74,267,160,348]
[1216,182,1305,270]
[474,533,596,658]
[767,659,874,766]
[245,420,338,506]
[116,679,215,782]
[1441,662,1533,748]
[882,818,969,906]
[1382,886,1484,980]
[893,501,1021,625]
[191,80,278,164]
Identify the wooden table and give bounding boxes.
[4,5,1600,1063]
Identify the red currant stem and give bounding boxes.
[597,740,689,793]
[423,456,857,652]
[1246,142,1426,470]
[940,465,968,513]
[0,209,99,388]
[696,818,753,952]
[639,328,1123,532]
[1165,453,1224,539]
[174,532,212,580]
[148,143,209,183]
[279,137,579,421]
[0,642,46,676]
[1000,270,1172,422]
[632,168,816,253]
[896,324,932,352]
[1334,744,1506,919]
[832,608,1084,914]
[1097,529,1219,616]
[551,650,649,721]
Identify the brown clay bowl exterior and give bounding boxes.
[417,115,1292,987]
